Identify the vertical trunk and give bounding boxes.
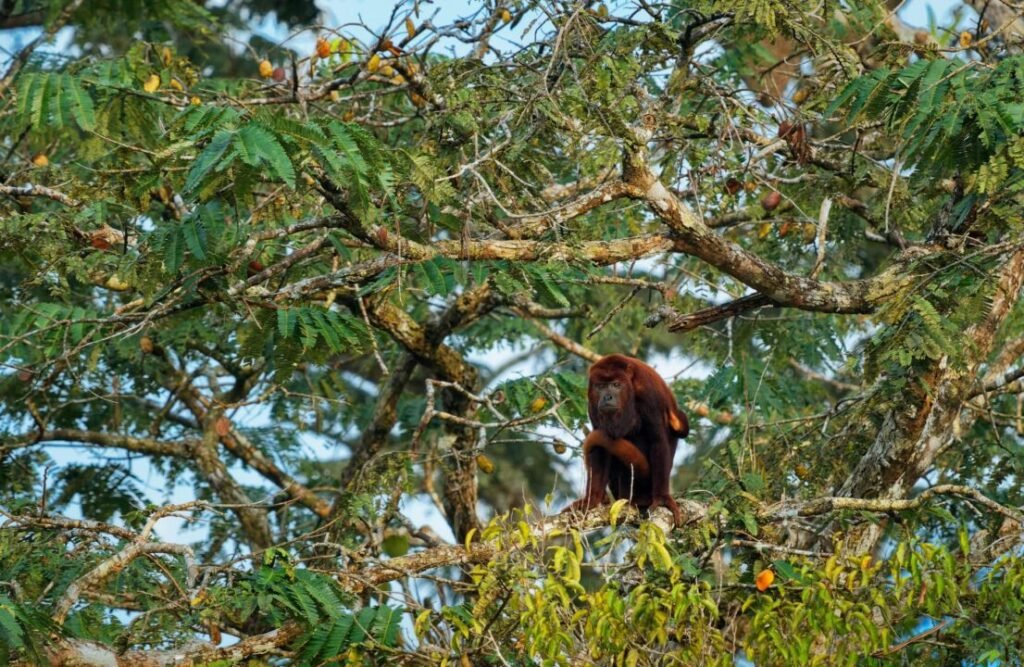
[830,249,1024,555]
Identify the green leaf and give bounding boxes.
[63,74,96,130]
[326,121,369,175]
[348,607,378,644]
[277,309,296,338]
[373,605,401,647]
[847,68,891,121]
[320,615,354,659]
[773,560,801,582]
[182,220,207,260]
[310,309,342,352]
[16,72,44,122]
[264,115,327,145]
[31,72,55,129]
[234,124,296,188]
[164,227,185,274]
[741,512,759,537]
[418,258,448,296]
[0,606,24,648]
[185,130,233,193]
[287,585,319,625]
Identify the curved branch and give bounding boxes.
[627,164,923,313]
[53,541,196,625]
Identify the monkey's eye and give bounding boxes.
[612,381,621,389]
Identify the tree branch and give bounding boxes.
[626,160,923,314]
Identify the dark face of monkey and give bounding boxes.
[595,380,626,414]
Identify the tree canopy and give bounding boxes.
[3,0,1024,664]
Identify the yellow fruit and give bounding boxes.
[552,440,567,455]
[258,59,273,78]
[476,454,495,474]
[500,8,512,23]
[161,46,172,66]
[410,92,427,107]
[367,53,381,73]
[169,78,183,91]
[755,569,775,592]
[190,96,201,106]
[105,274,130,291]
[143,73,160,93]
[959,31,972,48]
[597,4,609,18]
[529,397,546,413]
[406,16,416,38]
[316,37,331,59]
[139,336,155,354]
[757,222,772,239]
[31,153,48,167]
[379,64,395,78]
[792,87,809,105]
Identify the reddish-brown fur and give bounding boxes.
[582,430,649,476]
[565,354,688,525]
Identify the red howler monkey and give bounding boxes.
[565,354,688,525]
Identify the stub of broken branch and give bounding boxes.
[646,293,777,333]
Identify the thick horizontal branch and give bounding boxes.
[342,483,1020,592]
[0,510,136,541]
[361,229,676,264]
[32,623,304,667]
[1,428,194,457]
[0,182,81,207]
[760,484,1024,524]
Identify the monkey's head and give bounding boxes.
[588,355,639,438]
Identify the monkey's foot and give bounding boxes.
[647,495,682,527]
